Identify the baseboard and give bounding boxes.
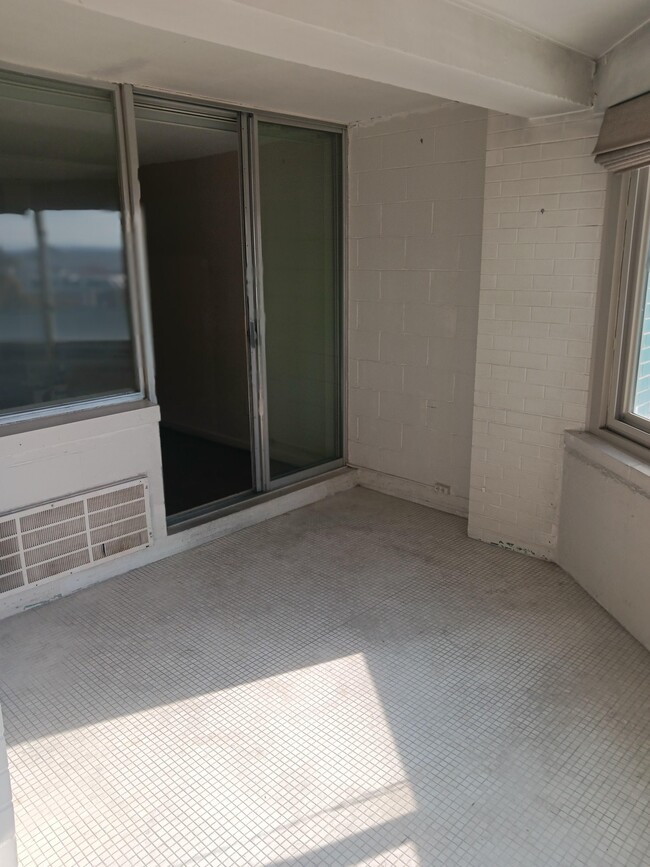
[356,467,469,518]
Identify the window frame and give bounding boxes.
[594,166,650,453]
[0,63,348,493]
[0,71,151,426]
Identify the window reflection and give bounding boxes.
[0,76,137,416]
[633,272,650,421]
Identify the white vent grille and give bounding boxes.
[0,479,152,596]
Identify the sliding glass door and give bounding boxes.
[257,123,343,484]
[130,96,343,522]
[134,97,254,519]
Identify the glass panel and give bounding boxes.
[135,102,253,516]
[258,122,342,480]
[0,74,137,416]
[632,263,650,421]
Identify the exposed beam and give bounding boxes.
[595,20,650,110]
[0,0,595,120]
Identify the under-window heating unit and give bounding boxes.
[0,478,152,596]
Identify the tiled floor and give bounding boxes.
[1,488,650,866]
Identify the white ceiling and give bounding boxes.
[452,0,650,57]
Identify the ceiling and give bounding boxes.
[452,0,650,57]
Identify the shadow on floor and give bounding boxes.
[2,489,650,866]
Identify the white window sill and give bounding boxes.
[0,400,160,441]
[564,431,650,498]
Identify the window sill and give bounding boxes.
[564,430,650,498]
[0,399,160,440]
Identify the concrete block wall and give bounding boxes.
[0,707,17,867]
[468,111,606,559]
[348,103,487,515]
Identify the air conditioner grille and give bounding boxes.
[0,478,151,596]
[0,536,19,559]
[88,498,145,530]
[0,572,23,594]
[22,517,86,550]
[27,550,92,584]
[0,554,22,577]
[0,519,17,540]
[91,514,148,546]
[20,501,84,533]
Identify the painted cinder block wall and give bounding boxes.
[468,111,606,559]
[347,104,607,559]
[347,102,487,516]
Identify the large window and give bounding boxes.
[603,167,650,449]
[0,72,138,419]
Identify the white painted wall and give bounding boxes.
[0,706,17,867]
[0,405,167,613]
[0,405,166,537]
[559,433,650,652]
[469,111,606,559]
[348,103,487,516]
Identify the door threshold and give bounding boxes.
[166,465,350,535]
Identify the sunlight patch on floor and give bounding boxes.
[10,653,416,867]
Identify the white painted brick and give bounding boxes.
[405,236,460,270]
[539,175,582,193]
[469,110,605,560]
[379,392,424,426]
[349,387,379,419]
[435,198,485,235]
[350,204,382,238]
[349,329,380,361]
[499,212,537,228]
[349,270,381,301]
[358,360,403,392]
[522,159,564,179]
[349,105,486,507]
[356,300,404,333]
[380,332,428,365]
[381,270,430,303]
[502,144,542,164]
[357,237,405,270]
[382,201,433,236]
[404,303,458,337]
[559,190,605,210]
[381,129,436,168]
[515,258,555,275]
[540,138,593,159]
[538,209,578,227]
[576,208,604,225]
[358,415,403,450]
[358,168,407,203]
[485,163,522,182]
[349,134,382,172]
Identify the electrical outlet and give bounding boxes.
[433,482,451,496]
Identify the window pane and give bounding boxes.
[258,122,342,480]
[632,267,650,420]
[0,74,137,416]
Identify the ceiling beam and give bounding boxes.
[0,0,595,120]
[595,20,650,110]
